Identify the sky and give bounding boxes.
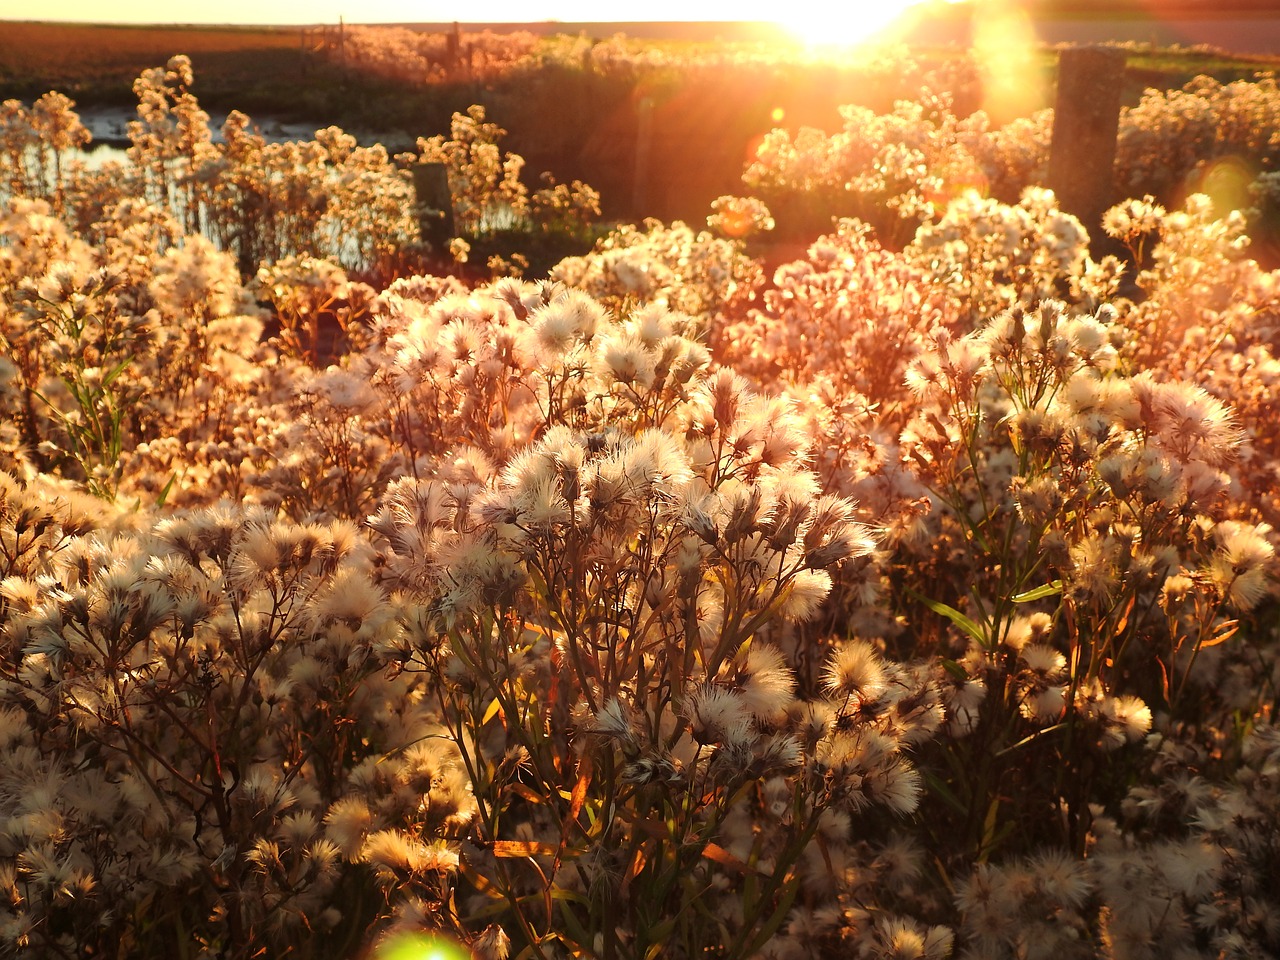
[0,0,828,25]
[6,0,1276,56]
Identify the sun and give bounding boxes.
[772,0,951,49]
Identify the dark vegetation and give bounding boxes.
[3,17,1280,226]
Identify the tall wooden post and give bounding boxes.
[633,96,654,217]
[412,163,456,251]
[1048,46,1126,239]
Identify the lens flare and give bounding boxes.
[972,0,1048,123]
[1192,155,1255,214]
[773,0,961,49]
[375,933,471,960]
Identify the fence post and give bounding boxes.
[412,163,456,251]
[1047,45,1126,240]
[633,96,654,217]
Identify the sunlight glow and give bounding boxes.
[374,933,470,960]
[972,0,1047,121]
[772,0,961,50]
[0,0,963,27]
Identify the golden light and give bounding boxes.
[373,933,470,960]
[1194,155,1255,214]
[971,0,1047,122]
[773,0,963,50]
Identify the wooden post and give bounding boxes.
[1048,46,1126,239]
[447,22,461,73]
[412,163,456,251]
[633,96,654,217]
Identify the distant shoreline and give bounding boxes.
[6,4,1280,34]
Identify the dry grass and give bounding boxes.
[0,21,308,103]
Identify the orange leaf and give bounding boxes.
[621,846,648,897]
[702,842,754,876]
[553,755,594,872]
[1113,594,1136,636]
[567,754,592,825]
[1202,620,1239,649]
[491,840,558,858]
[508,783,545,805]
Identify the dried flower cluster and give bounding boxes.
[1,58,599,285]
[743,71,1280,245]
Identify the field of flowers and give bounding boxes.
[2,42,1280,960]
